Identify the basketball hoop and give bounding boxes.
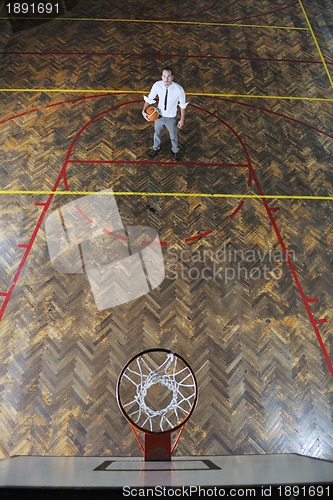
[116,348,198,460]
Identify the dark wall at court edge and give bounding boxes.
[5,1,80,32]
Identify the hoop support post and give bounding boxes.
[144,431,172,461]
[130,424,145,455]
[171,423,186,454]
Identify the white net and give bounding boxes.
[118,350,197,433]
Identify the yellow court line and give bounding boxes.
[1,88,333,102]
[0,16,309,30]
[298,0,333,89]
[0,190,332,201]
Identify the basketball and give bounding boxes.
[146,106,159,121]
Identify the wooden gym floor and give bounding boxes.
[0,0,332,461]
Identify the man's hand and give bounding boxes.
[142,110,150,121]
[177,119,184,129]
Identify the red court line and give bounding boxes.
[185,230,213,242]
[0,108,40,124]
[230,200,245,218]
[75,204,93,223]
[0,197,55,316]
[209,96,333,139]
[0,95,332,377]
[103,228,128,240]
[248,164,333,377]
[1,93,333,142]
[316,318,328,324]
[72,204,209,246]
[0,93,112,125]
[141,240,168,247]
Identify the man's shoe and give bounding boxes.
[174,152,181,161]
[148,148,160,158]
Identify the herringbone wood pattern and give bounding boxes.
[0,0,332,461]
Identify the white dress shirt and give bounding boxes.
[144,81,188,118]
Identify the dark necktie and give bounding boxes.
[164,88,168,110]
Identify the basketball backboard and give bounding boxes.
[0,453,332,497]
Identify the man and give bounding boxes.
[142,66,188,161]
